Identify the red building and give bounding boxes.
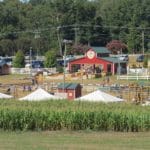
[68,47,127,75]
[57,83,82,100]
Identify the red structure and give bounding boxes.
[68,48,127,75]
[57,83,82,100]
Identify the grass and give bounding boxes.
[0,131,150,150]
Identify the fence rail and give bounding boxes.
[117,75,150,80]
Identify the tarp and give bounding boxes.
[0,92,13,99]
[19,88,61,101]
[76,90,124,103]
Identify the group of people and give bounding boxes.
[23,85,32,92]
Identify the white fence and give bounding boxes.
[127,68,149,75]
[117,75,150,80]
[10,67,57,75]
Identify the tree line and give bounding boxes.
[0,0,149,56]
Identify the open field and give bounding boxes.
[0,74,149,101]
[0,131,150,150]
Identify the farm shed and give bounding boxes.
[58,83,82,100]
[0,60,10,75]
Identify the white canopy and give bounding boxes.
[142,101,150,106]
[76,90,124,103]
[19,88,61,101]
[0,92,13,99]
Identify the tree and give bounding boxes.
[71,44,89,55]
[13,50,25,68]
[106,40,127,54]
[44,50,57,68]
[0,39,15,56]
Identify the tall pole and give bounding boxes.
[57,26,62,56]
[34,31,40,60]
[117,51,120,82]
[63,39,72,93]
[74,25,78,45]
[29,47,32,78]
[142,30,145,55]
[63,42,67,92]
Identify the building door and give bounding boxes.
[107,64,111,73]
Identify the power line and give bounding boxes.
[0,24,150,36]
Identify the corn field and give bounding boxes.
[0,100,150,132]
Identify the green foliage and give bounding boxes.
[0,100,150,132]
[0,0,150,56]
[56,65,63,73]
[13,50,25,68]
[143,55,148,68]
[44,50,57,68]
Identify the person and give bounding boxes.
[23,85,26,92]
[28,85,32,92]
[6,87,11,94]
[106,76,110,84]
[31,78,35,85]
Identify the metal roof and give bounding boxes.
[0,60,7,67]
[92,47,110,54]
[102,57,127,63]
[58,83,80,90]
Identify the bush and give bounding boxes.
[13,50,25,68]
[56,65,63,73]
[143,56,148,68]
[44,50,57,68]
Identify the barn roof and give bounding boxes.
[58,83,80,90]
[102,57,126,63]
[0,60,8,67]
[69,56,126,64]
[91,47,110,54]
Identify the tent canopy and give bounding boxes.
[76,90,124,103]
[19,88,62,101]
[0,92,13,99]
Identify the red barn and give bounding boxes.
[68,47,127,75]
[57,83,82,100]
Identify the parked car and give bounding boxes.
[25,60,44,68]
[119,55,129,61]
[136,55,144,62]
[0,57,12,66]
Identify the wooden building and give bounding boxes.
[68,47,127,75]
[58,83,82,100]
[0,60,10,75]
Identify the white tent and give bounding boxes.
[142,101,150,106]
[76,90,124,103]
[0,92,13,99]
[19,88,61,101]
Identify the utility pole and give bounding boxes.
[74,25,79,45]
[74,1,79,45]
[57,26,62,56]
[34,30,40,59]
[63,41,67,93]
[142,30,145,55]
[63,39,72,93]
[117,51,121,82]
[29,47,32,78]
